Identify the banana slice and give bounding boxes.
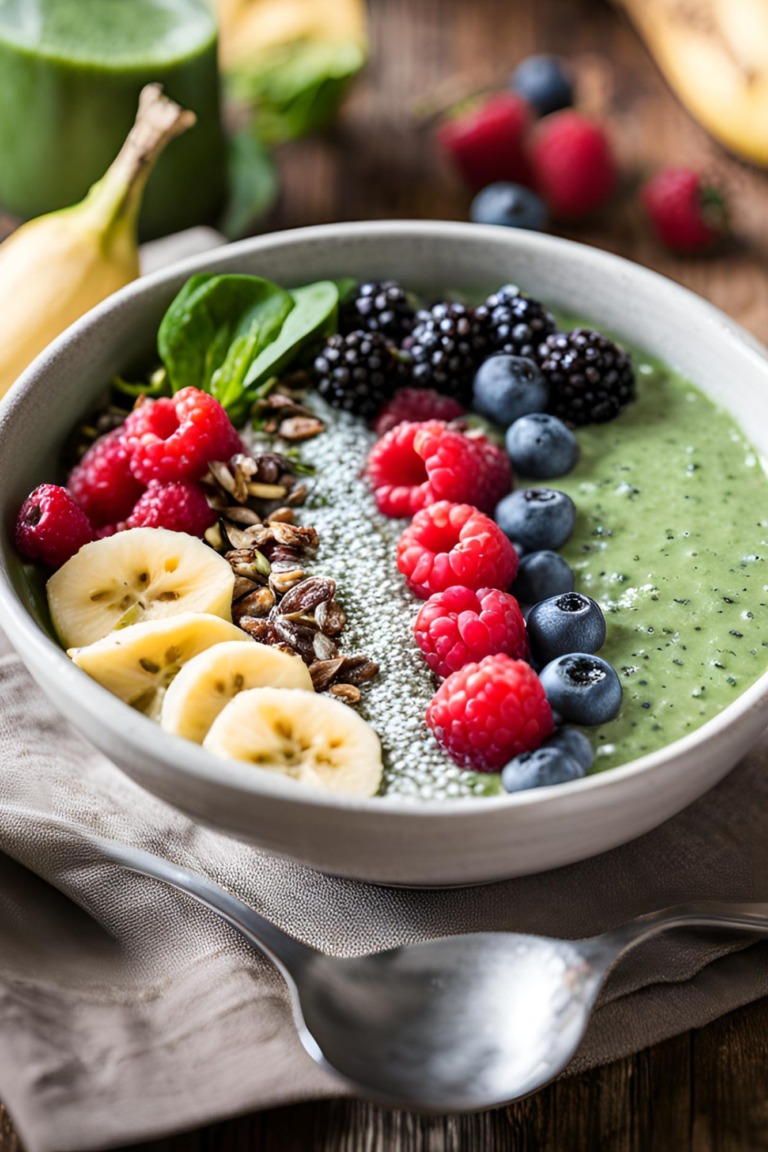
[70,612,249,714]
[203,687,383,797]
[160,640,313,744]
[47,527,235,649]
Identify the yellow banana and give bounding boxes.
[218,0,367,71]
[617,0,768,166]
[0,85,195,402]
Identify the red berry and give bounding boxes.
[397,501,518,600]
[367,421,434,518]
[125,481,217,537]
[530,111,617,219]
[426,653,553,771]
[68,429,145,527]
[374,388,466,437]
[123,388,243,485]
[368,421,513,519]
[414,585,528,680]
[437,92,536,190]
[641,168,726,254]
[15,484,95,569]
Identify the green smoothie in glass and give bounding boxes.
[0,0,227,238]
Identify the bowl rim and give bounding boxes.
[3,218,768,821]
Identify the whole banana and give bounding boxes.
[0,85,195,402]
[617,0,768,166]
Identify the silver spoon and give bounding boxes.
[95,837,768,1112]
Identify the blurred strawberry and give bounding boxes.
[437,92,535,190]
[530,111,617,219]
[641,168,727,253]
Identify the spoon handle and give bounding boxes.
[603,901,768,954]
[93,836,315,974]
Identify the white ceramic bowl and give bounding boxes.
[2,222,768,886]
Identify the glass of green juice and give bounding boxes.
[0,0,228,239]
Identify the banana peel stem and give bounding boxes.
[83,84,197,240]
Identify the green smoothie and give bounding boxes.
[0,0,227,238]
[556,349,768,772]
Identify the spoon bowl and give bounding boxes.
[94,835,768,1111]
[297,932,610,1110]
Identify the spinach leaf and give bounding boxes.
[157,274,294,421]
[243,280,340,392]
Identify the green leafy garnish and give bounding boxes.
[244,280,340,390]
[112,367,171,400]
[231,40,366,144]
[157,274,294,424]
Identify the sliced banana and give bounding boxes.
[47,527,235,649]
[160,640,313,744]
[70,612,249,714]
[203,687,383,797]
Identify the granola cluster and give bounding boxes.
[201,450,378,705]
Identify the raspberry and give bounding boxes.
[397,501,518,600]
[437,92,535,190]
[426,653,553,771]
[530,111,617,219]
[367,422,433,519]
[414,585,528,680]
[123,388,243,485]
[125,481,217,537]
[367,422,512,518]
[641,168,726,254]
[374,388,465,437]
[15,484,95,569]
[67,429,145,527]
[467,433,514,510]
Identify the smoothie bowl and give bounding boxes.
[1,222,768,886]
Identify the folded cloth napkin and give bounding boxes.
[1,649,768,1152]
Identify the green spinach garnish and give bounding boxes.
[158,274,294,421]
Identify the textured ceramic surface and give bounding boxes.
[2,221,768,886]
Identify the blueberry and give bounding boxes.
[471,183,548,232]
[511,55,574,116]
[539,653,622,726]
[494,487,576,551]
[506,413,579,479]
[501,746,585,793]
[545,726,594,771]
[472,355,548,427]
[513,550,574,604]
[527,592,606,664]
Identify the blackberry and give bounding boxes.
[404,302,489,402]
[313,330,404,420]
[538,328,635,425]
[341,280,416,342]
[476,284,556,358]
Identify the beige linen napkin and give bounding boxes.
[0,650,767,1152]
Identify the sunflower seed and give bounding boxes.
[313,632,339,661]
[233,586,276,621]
[246,482,288,500]
[209,460,237,495]
[224,506,262,526]
[278,575,336,616]
[315,599,346,636]
[329,684,361,705]
[308,657,345,691]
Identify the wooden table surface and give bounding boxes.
[3,0,768,1148]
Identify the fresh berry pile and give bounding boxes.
[15,387,244,568]
[350,278,628,784]
[438,53,728,255]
